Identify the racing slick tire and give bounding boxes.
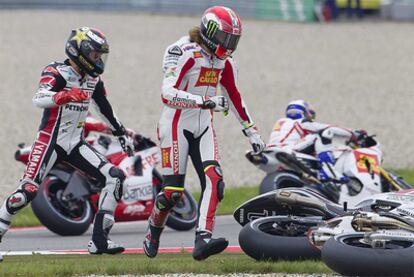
[31,175,93,236]
[239,216,320,261]
[322,233,414,276]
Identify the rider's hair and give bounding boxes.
[189,27,202,44]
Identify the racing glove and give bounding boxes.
[117,134,134,157]
[53,87,88,105]
[201,96,229,112]
[113,127,134,157]
[349,129,368,147]
[243,125,266,154]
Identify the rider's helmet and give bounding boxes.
[285,100,315,121]
[200,6,242,59]
[65,27,109,77]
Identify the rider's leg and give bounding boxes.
[186,126,228,261]
[315,129,348,183]
[65,141,126,254]
[143,177,184,257]
[0,133,59,261]
[143,115,189,258]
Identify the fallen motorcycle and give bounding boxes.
[15,134,198,236]
[234,181,411,261]
[309,190,414,276]
[234,187,346,260]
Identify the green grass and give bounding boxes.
[12,169,414,228]
[0,253,331,277]
[193,185,259,215]
[395,169,414,185]
[11,205,41,228]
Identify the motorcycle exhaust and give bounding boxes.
[352,215,414,232]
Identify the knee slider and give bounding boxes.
[155,186,184,211]
[6,183,38,214]
[107,166,125,201]
[204,163,225,202]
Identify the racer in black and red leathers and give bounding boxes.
[0,27,134,259]
[143,6,266,261]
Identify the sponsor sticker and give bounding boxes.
[168,45,183,56]
[87,30,105,44]
[195,67,221,87]
[354,152,380,175]
[193,51,203,59]
[161,147,171,168]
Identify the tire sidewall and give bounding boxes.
[322,233,414,276]
[239,216,320,261]
[31,175,93,236]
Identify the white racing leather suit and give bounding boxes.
[268,117,353,153]
[0,60,127,250]
[267,117,354,181]
[152,36,255,233]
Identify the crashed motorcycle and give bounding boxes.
[308,190,414,276]
[15,134,198,236]
[234,171,411,261]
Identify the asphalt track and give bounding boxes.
[0,215,242,256]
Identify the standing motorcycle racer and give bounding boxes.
[0,27,134,260]
[143,6,265,260]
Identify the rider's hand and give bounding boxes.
[118,134,134,157]
[243,125,266,154]
[53,88,88,105]
[350,129,368,146]
[201,96,229,112]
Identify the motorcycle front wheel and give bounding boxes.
[238,216,321,261]
[31,175,93,236]
[322,233,414,276]
[166,189,198,231]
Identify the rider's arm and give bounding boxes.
[302,122,353,139]
[161,45,205,109]
[91,79,126,136]
[32,64,67,108]
[219,58,254,129]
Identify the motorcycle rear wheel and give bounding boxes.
[322,233,414,276]
[31,175,93,236]
[239,216,321,261]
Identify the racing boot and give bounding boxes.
[192,231,229,261]
[143,223,164,258]
[88,211,124,255]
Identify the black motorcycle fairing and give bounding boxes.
[234,187,345,226]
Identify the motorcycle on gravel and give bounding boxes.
[308,190,414,276]
[15,134,198,236]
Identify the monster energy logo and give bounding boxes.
[206,20,219,38]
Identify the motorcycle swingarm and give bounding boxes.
[62,172,91,200]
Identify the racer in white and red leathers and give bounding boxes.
[143,6,265,261]
[266,100,355,183]
[0,27,133,259]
